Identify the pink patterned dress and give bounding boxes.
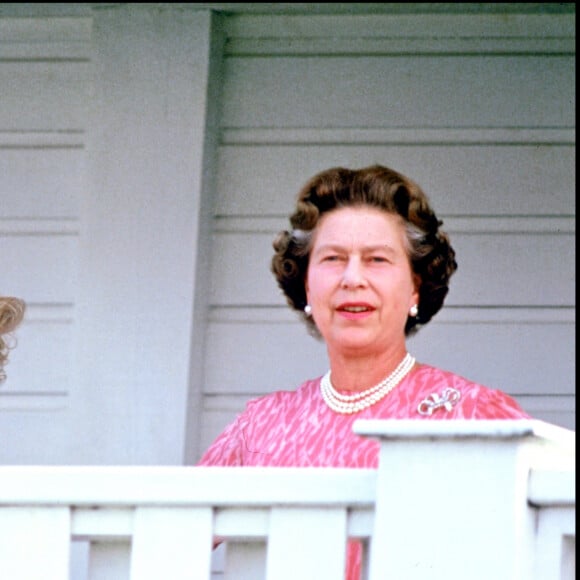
[198,364,530,579]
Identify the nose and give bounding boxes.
[341,257,367,289]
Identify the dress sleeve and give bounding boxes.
[196,410,249,466]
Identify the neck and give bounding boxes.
[326,346,412,392]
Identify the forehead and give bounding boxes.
[312,206,406,248]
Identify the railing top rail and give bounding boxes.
[353,419,575,446]
[0,466,376,507]
[529,468,576,506]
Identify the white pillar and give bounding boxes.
[75,5,222,464]
[354,420,538,580]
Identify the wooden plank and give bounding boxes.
[0,235,77,303]
[89,542,130,580]
[224,541,266,580]
[266,507,347,580]
[0,61,90,130]
[131,507,214,580]
[407,319,576,398]
[73,508,134,540]
[0,148,84,219]
[0,315,73,397]
[221,128,575,146]
[0,466,375,507]
[0,507,70,580]
[215,144,575,217]
[211,543,226,580]
[214,508,269,539]
[528,471,575,507]
[221,56,574,129]
[224,13,576,44]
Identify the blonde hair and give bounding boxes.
[0,297,25,383]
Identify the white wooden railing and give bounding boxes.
[0,420,574,580]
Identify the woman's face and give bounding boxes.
[305,205,419,357]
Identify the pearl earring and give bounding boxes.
[409,304,419,317]
[304,304,312,316]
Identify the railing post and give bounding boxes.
[0,507,71,580]
[354,420,539,580]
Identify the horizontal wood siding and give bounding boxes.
[0,15,90,420]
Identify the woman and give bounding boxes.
[198,164,529,578]
[0,296,25,383]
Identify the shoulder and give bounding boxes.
[243,377,322,414]
[411,364,487,394]
[413,364,495,391]
[412,364,530,419]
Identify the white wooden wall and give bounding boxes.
[1,6,93,463]
[0,4,575,466]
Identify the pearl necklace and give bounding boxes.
[320,353,416,414]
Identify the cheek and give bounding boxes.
[306,287,331,317]
[305,280,321,310]
[305,267,322,300]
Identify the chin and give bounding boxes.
[330,333,378,353]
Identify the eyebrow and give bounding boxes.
[313,243,398,256]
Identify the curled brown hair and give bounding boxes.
[271,165,457,337]
[0,297,25,383]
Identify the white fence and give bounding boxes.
[0,420,574,580]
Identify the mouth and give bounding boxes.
[337,303,375,313]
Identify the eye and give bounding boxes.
[369,255,389,263]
